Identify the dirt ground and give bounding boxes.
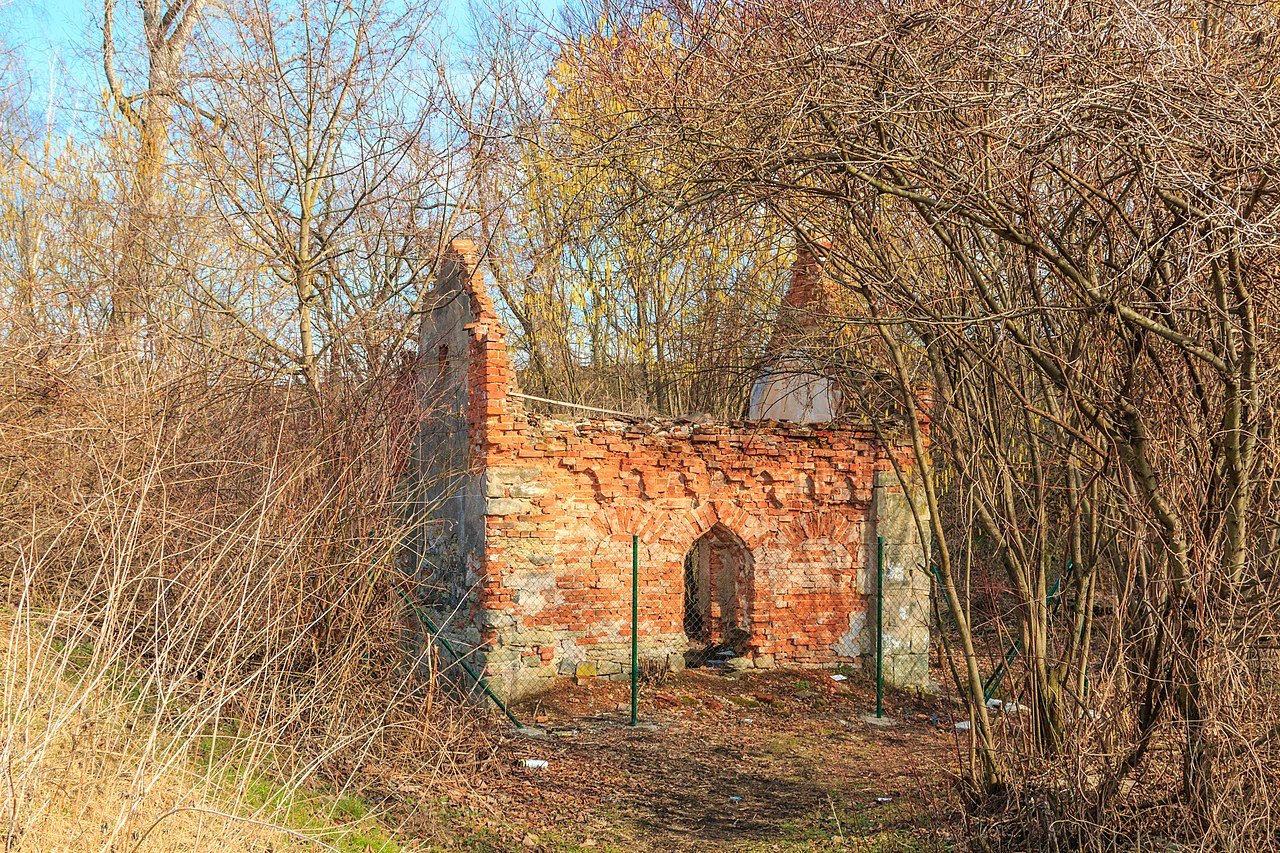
[391,667,966,852]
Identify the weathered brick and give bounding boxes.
[418,239,933,700]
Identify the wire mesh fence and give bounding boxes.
[407,528,938,729]
[871,537,934,713]
[512,531,938,727]
[926,555,1088,715]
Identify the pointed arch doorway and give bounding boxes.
[682,524,753,662]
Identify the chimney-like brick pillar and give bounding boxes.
[447,240,524,463]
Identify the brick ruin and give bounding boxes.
[410,240,933,700]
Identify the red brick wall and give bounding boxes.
[452,251,921,695]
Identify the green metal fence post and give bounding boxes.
[631,534,639,726]
[876,536,884,718]
[981,559,1076,702]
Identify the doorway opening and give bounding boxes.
[682,524,752,666]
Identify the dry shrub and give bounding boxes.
[0,340,488,849]
[956,605,1280,851]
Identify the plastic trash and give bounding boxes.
[520,759,549,770]
[729,795,743,802]
[954,721,972,732]
[984,698,1027,714]
[876,797,894,805]
[829,674,848,682]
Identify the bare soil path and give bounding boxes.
[393,669,964,851]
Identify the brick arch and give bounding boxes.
[663,502,769,642]
[781,509,862,561]
[582,503,669,546]
[580,504,684,585]
[758,514,866,661]
[578,505,690,641]
[766,511,866,599]
[666,504,767,652]
[663,500,775,557]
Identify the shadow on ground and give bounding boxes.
[395,668,962,851]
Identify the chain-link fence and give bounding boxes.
[926,555,1083,712]
[406,525,937,728]
[510,530,932,726]
[870,537,934,716]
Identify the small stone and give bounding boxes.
[726,656,754,671]
[522,833,539,847]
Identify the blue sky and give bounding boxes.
[8,0,87,68]
[7,0,95,132]
[5,0,564,137]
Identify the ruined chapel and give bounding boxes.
[410,240,933,700]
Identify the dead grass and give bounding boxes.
[0,341,965,851]
[383,669,963,851]
[0,342,486,850]
[0,604,314,851]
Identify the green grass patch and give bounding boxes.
[752,799,946,852]
[228,769,401,852]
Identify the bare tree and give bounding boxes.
[188,0,445,390]
[102,0,211,344]
[461,6,793,417]
[537,0,1280,842]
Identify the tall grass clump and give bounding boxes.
[0,340,483,850]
